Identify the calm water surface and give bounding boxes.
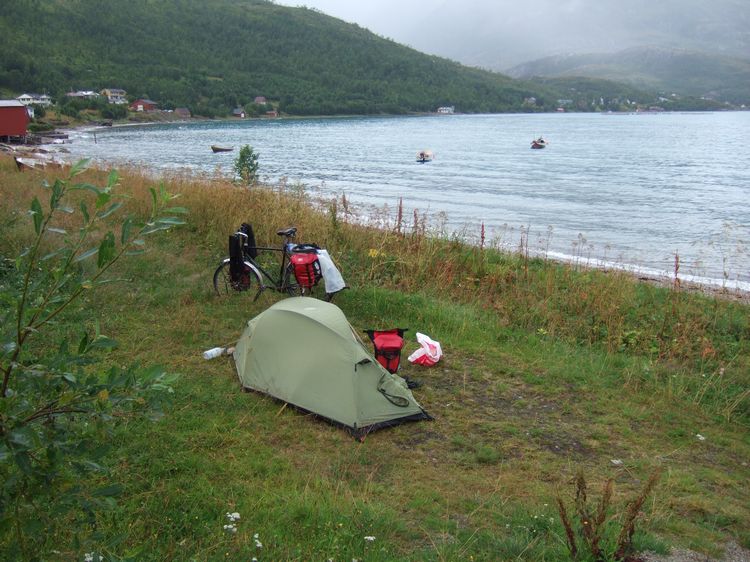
[65,112,750,289]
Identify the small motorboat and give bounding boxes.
[416,150,433,163]
[211,145,234,153]
[530,137,547,149]
[14,156,43,171]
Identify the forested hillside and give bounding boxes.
[0,0,538,115]
[0,0,667,116]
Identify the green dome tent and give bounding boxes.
[233,297,430,439]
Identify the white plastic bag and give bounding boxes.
[407,332,442,367]
[316,249,346,294]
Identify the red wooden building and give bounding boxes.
[0,100,30,138]
[129,99,158,112]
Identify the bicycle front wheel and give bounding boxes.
[213,259,261,297]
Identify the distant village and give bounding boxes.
[8,89,196,119]
[0,88,285,146]
[1,89,465,147]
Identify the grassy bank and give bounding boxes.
[1,157,748,560]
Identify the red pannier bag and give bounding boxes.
[290,248,322,288]
[365,329,407,374]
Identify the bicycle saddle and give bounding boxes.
[276,227,297,237]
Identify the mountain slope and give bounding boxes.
[507,47,750,104]
[389,0,750,72]
[0,0,553,115]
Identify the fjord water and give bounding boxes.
[67,112,750,289]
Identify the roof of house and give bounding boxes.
[0,100,26,108]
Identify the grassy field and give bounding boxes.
[1,157,748,561]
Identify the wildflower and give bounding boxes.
[255,538,263,549]
[364,536,376,542]
[226,512,241,522]
[223,524,237,534]
[696,433,706,441]
[611,459,624,466]
[368,248,381,258]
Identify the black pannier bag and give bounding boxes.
[228,233,245,282]
[289,243,322,288]
[238,222,257,259]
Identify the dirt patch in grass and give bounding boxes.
[538,432,593,457]
[393,428,445,449]
[394,352,601,467]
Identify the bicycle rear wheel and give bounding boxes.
[282,263,303,296]
[213,259,261,297]
[284,263,335,301]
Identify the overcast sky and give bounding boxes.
[273,1,750,69]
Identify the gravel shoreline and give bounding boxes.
[642,541,750,562]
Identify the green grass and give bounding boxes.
[1,158,749,560]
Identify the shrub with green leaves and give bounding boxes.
[234,144,259,185]
[0,161,185,558]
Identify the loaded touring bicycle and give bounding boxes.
[213,223,336,301]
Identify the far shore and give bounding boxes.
[58,110,441,135]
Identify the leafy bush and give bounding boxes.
[234,144,260,185]
[100,103,128,120]
[28,121,54,132]
[0,161,186,558]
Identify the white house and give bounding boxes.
[66,90,101,99]
[16,93,52,107]
[436,106,455,114]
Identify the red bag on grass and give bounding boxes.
[365,329,407,374]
